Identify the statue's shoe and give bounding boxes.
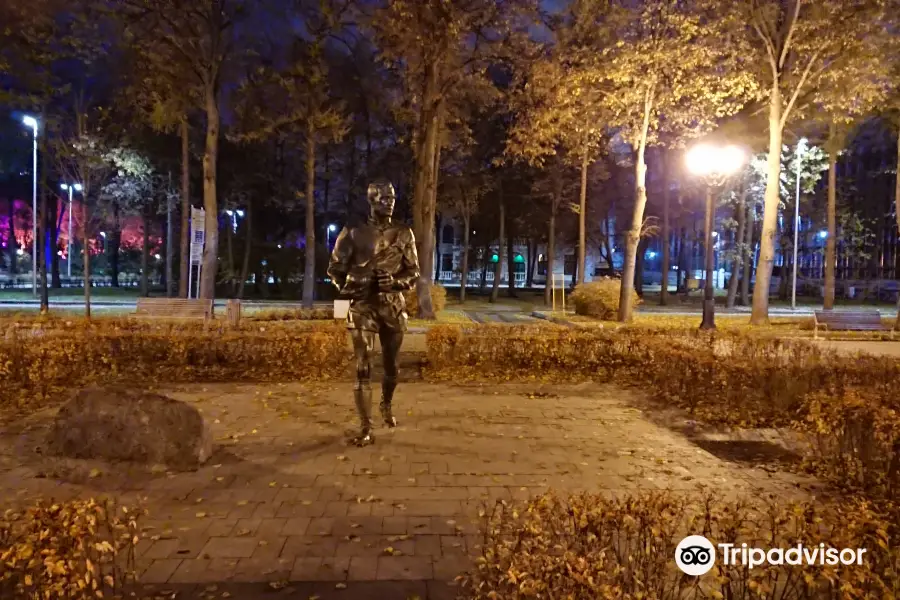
[349,431,375,447]
[380,402,397,428]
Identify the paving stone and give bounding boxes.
[200,536,261,559]
[0,382,817,590]
[376,556,433,580]
[290,556,350,581]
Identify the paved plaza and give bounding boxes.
[0,382,816,599]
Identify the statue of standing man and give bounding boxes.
[327,179,420,446]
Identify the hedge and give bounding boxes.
[0,322,349,410]
[463,491,900,600]
[426,325,900,500]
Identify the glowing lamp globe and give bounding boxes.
[686,144,745,178]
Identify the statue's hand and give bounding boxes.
[375,271,394,293]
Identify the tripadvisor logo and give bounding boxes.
[675,535,716,576]
[675,535,867,576]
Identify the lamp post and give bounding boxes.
[327,223,337,249]
[225,209,246,233]
[791,138,807,310]
[22,115,38,295]
[686,143,746,330]
[60,183,82,279]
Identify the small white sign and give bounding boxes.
[333,299,350,320]
[190,207,206,265]
[191,207,206,233]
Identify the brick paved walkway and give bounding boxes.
[0,382,815,599]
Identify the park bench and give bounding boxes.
[813,310,894,339]
[133,298,214,322]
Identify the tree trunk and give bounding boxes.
[507,216,516,297]
[741,203,753,306]
[635,237,649,298]
[618,99,652,321]
[226,207,235,295]
[303,119,317,308]
[727,184,746,309]
[460,211,470,303]
[110,203,120,287]
[526,238,536,288]
[545,168,561,306]
[434,215,442,282]
[490,181,505,304]
[895,127,900,330]
[237,199,253,300]
[751,83,783,325]
[199,84,220,300]
[141,209,150,297]
[39,179,49,313]
[50,197,60,288]
[8,200,17,275]
[577,151,588,284]
[661,165,671,305]
[166,175,174,297]
[824,124,838,310]
[179,117,190,298]
[479,242,488,291]
[83,196,91,320]
[412,64,442,319]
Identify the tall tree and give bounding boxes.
[231,33,347,307]
[741,0,888,324]
[119,0,253,300]
[506,1,611,286]
[591,0,756,322]
[371,0,533,318]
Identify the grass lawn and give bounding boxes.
[558,311,898,339]
[0,287,140,303]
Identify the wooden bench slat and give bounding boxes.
[133,298,213,321]
[814,310,891,334]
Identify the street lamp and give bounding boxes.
[327,223,338,248]
[686,143,746,330]
[22,115,38,295]
[225,209,246,233]
[60,182,82,278]
[99,231,107,254]
[791,138,808,310]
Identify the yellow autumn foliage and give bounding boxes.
[0,499,142,599]
[0,321,349,409]
[464,490,899,599]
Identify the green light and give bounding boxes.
[490,254,499,263]
[513,254,525,263]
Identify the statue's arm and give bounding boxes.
[327,227,352,291]
[391,228,420,291]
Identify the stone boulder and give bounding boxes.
[47,387,213,469]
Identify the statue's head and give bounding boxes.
[367,179,396,220]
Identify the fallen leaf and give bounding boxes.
[195,512,207,518]
[88,468,101,479]
[335,583,347,590]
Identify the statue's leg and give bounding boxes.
[350,328,377,446]
[378,328,404,427]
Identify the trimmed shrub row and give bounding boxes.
[0,499,142,599]
[463,491,900,600]
[0,322,349,409]
[426,325,900,500]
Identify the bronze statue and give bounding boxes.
[327,179,420,446]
